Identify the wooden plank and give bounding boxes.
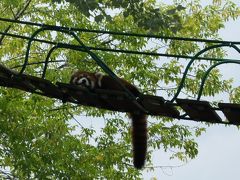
[0,74,36,92]
[218,103,240,125]
[19,74,64,99]
[176,98,222,123]
[141,95,180,118]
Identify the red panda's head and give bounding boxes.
[70,71,98,89]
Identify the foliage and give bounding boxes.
[0,0,239,179]
[52,0,185,33]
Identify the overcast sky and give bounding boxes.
[143,2,240,179]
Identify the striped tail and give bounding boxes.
[130,112,147,169]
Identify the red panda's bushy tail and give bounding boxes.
[130,112,147,169]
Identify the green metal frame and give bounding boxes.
[171,43,240,102]
[2,17,240,44]
[1,17,240,107]
[20,26,147,112]
[197,60,240,100]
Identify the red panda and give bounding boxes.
[70,70,147,169]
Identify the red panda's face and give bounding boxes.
[70,71,97,89]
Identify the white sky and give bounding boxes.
[142,2,240,179]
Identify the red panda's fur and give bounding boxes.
[70,70,147,169]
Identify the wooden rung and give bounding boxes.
[141,95,180,118]
[19,74,64,98]
[218,103,240,125]
[176,98,222,123]
[0,73,64,99]
[0,74,36,92]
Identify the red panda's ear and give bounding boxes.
[71,69,80,75]
[70,70,79,84]
[95,72,104,87]
[95,72,104,77]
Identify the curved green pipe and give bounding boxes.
[170,43,238,102]
[197,60,240,100]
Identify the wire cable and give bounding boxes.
[1,31,239,63]
[1,17,240,44]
